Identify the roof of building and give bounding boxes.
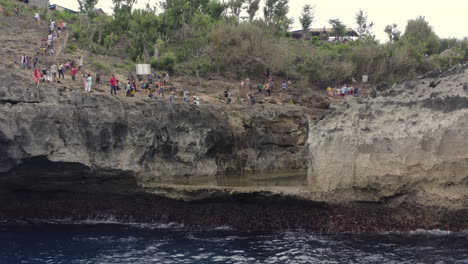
[49,4,79,13]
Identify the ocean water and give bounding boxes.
[0,220,467,264]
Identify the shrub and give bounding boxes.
[150,52,177,73]
[208,23,287,77]
[92,61,111,74]
[65,44,77,54]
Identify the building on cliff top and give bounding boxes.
[48,4,79,13]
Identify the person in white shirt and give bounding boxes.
[183,89,189,102]
[85,74,92,93]
[77,57,83,70]
[50,63,57,81]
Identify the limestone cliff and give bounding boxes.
[308,65,468,210]
[0,71,308,194]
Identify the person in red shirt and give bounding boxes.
[110,74,117,95]
[33,68,41,87]
[70,67,78,82]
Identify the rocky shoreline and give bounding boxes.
[1,190,466,232]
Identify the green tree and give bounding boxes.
[355,9,373,37]
[127,9,162,60]
[77,0,99,14]
[228,0,245,21]
[299,4,314,37]
[329,19,346,41]
[273,0,293,33]
[206,1,228,20]
[159,0,221,29]
[112,0,138,12]
[245,0,260,22]
[263,0,277,26]
[402,16,440,55]
[384,23,400,42]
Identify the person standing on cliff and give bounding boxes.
[110,74,118,96]
[169,90,175,103]
[125,80,132,97]
[50,63,58,82]
[95,71,101,86]
[249,93,256,105]
[130,75,137,92]
[183,89,189,102]
[85,74,92,93]
[158,83,165,98]
[21,54,27,69]
[77,57,83,70]
[33,68,41,87]
[32,56,38,69]
[70,67,77,82]
[58,63,64,80]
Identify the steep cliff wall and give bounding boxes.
[0,72,308,193]
[308,65,468,210]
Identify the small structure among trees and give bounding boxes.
[289,27,358,41]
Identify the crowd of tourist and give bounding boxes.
[26,17,186,103]
[327,84,359,97]
[22,14,297,106]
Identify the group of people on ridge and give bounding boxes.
[327,84,359,97]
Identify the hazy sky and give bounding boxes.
[51,0,468,41]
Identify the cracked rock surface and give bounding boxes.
[308,64,468,210]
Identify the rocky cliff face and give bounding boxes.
[1,67,468,232]
[0,72,308,194]
[308,65,468,210]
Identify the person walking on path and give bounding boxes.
[85,74,92,93]
[110,74,118,95]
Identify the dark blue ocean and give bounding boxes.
[0,220,467,264]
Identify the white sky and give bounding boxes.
[51,0,468,41]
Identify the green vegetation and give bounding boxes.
[0,0,36,17]
[5,0,467,89]
[299,4,314,34]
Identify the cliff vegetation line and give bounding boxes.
[2,0,468,90]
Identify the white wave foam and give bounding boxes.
[408,229,453,236]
